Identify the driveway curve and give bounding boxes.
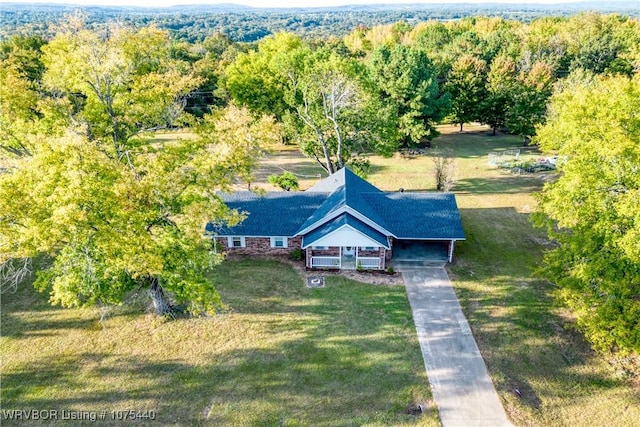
[401,267,512,427]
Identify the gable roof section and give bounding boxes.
[207,168,466,242]
[306,167,380,194]
[362,192,465,240]
[301,213,390,249]
[297,168,392,236]
[207,191,326,236]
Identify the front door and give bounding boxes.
[343,246,355,257]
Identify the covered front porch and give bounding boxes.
[301,212,390,271]
[308,246,385,270]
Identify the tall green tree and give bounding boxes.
[534,74,640,354]
[0,25,267,316]
[368,44,447,147]
[563,13,640,76]
[223,32,302,120]
[506,61,554,143]
[445,54,487,132]
[285,49,395,173]
[479,55,517,135]
[225,32,396,174]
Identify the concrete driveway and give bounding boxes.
[401,267,512,427]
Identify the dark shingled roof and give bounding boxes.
[299,168,391,234]
[208,192,326,236]
[302,213,390,248]
[362,192,465,240]
[207,167,465,241]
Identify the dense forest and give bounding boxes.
[2,2,639,42]
[1,9,639,355]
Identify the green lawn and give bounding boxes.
[257,124,640,425]
[1,260,437,426]
[2,124,638,426]
[368,125,639,426]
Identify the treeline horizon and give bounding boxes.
[2,2,639,42]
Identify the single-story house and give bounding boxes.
[206,167,465,270]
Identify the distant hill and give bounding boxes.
[2,2,638,42]
[4,2,638,13]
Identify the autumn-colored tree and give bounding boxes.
[506,61,554,143]
[479,55,518,135]
[0,25,274,316]
[534,74,640,354]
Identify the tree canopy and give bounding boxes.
[368,44,447,146]
[224,33,396,174]
[2,13,640,327]
[0,25,275,316]
[534,74,640,354]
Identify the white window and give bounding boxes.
[312,246,327,250]
[362,246,376,251]
[270,237,288,248]
[228,236,245,248]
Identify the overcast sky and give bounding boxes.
[7,0,597,8]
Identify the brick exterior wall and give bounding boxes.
[216,237,392,270]
[214,236,302,256]
[356,248,379,257]
[310,247,340,257]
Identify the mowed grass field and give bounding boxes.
[2,124,638,426]
[1,264,436,426]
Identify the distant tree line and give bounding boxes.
[2,3,639,42]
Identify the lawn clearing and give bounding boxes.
[1,259,437,426]
[251,123,640,425]
[371,124,639,427]
[2,124,638,427]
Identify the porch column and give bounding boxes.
[448,240,455,263]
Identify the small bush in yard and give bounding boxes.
[289,248,304,261]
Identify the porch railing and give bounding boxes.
[311,256,341,268]
[357,257,380,269]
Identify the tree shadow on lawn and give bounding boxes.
[204,333,429,425]
[450,271,632,418]
[198,261,433,423]
[1,282,147,340]
[1,310,102,339]
[449,207,636,423]
[433,130,539,160]
[254,159,327,181]
[1,353,188,408]
[2,327,431,426]
[1,260,435,426]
